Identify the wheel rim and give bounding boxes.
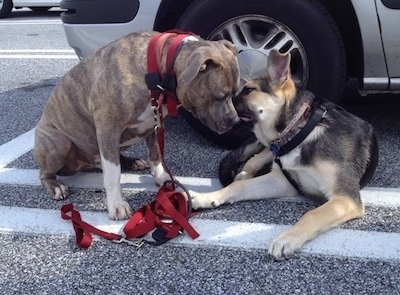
[0,0,4,10]
[208,15,309,86]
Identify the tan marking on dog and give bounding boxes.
[271,75,296,105]
[268,195,364,260]
[189,165,298,209]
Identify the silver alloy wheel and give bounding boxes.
[208,15,308,86]
[0,0,3,9]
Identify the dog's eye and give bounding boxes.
[241,87,254,95]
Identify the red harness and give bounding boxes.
[61,31,200,249]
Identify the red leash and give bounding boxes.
[61,181,199,249]
[61,31,200,249]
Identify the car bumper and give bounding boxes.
[60,0,161,59]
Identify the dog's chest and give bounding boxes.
[119,104,168,147]
[280,149,337,198]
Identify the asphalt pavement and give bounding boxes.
[0,9,399,295]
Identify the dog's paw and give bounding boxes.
[120,155,149,171]
[234,171,252,182]
[108,201,132,220]
[151,163,173,186]
[132,159,149,170]
[188,190,221,209]
[268,231,304,261]
[42,179,69,200]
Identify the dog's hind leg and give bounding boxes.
[268,194,364,261]
[120,154,149,171]
[219,135,266,186]
[234,148,274,182]
[34,125,80,200]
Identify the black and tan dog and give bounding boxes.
[34,31,240,220]
[188,50,378,261]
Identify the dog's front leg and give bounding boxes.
[268,195,364,261]
[234,148,273,181]
[146,132,172,186]
[97,130,132,220]
[189,165,298,209]
[100,152,132,220]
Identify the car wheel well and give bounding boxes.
[155,0,363,83]
[154,0,196,31]
[309,0,363,81]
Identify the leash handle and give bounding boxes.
[61,183,199,249]
[61,204,122,248]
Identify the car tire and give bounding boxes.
[176,0,346,149]
[0,0,13,18]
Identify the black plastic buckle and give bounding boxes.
[145,73,161,91]
[143,228,172,246]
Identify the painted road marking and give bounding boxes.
[0,49,75,53]
[1,129,399,261]
[1,129,400,202]
[0,205,399,261]
[0,49,78,59]
[0,20,62,25]
[1,168,400,206]
[0,55,78,59]
[0,129,35,169]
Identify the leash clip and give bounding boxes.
[156,84,165,92]
[270,142,280,157]
[113,237,145,249]
[151,105,162,127]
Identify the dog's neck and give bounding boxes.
[276,102,310,141]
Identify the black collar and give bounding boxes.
[270,100,335,158]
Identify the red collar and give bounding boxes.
[146,31,195,116]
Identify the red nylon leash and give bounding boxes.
[61,181,199,249]
[61,204,122,248]
[61,31,200,249]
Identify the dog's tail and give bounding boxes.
[360,132,379,188]
[219,135,268,186]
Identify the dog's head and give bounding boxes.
[233,50,296,127]
[176,40,240,134]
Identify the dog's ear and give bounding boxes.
[267,50,291,87]
[181,53,219,83]
[218,40,238,55]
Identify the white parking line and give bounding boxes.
[1,167,399,206]
[0,205,399,261]
[1,129,399,205]
[0,55,78,59]
[0,49,78,59]
[0,49,75,53]
[0,129,35,169]
[0,20,62,25]
[1,131,400,260]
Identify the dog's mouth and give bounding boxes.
[237,112,254,123]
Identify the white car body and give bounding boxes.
[59,0,400,148]
[62,0,400,94]
[0,0,60,18]
[13,0,59,7]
